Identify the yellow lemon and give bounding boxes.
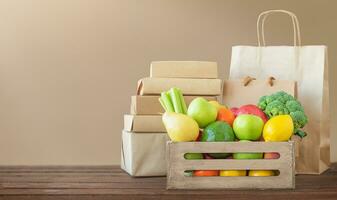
[219,170,246,176]
[248,170,275,176]
[162,112,199,142]
[263,115,294,141]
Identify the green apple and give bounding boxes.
[184,153,203,160]
[233,114,264,140]
[187,97,217,128]
[233,153,263,159]
[233,140,263,159]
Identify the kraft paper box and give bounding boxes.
[121,130,169,177]
[124,115,166,133]
[150,61,218,78]
[130,95,218,115]
[137,77,222,96]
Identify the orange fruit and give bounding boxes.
[217,108,235,126]
[193,170,219,176]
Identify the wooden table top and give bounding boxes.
[0,164,336,200]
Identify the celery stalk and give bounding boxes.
[161,92,174,112]
[177,89,187,114]
[169,88,183,113]
[158,97,167,112]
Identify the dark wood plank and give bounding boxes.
[0,164,336,200]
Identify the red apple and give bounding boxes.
[264,152,280,159]
[196,131,202,141]
[237,104,268,123]
[230,107,239,117]
[203,153,213,159]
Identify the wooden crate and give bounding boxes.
[166,141,295,189]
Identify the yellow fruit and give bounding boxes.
[162,112,199,142]
[219,170,246,176]
[249,170,275,176]
[208,101,227,111]
[263,115,294,141]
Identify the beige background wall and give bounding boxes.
[0,0,336,165]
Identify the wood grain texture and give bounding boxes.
[167,141,295,189]
[0,164,336,200]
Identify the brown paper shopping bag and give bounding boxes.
[222,77,296,108]
[229,10,330,174]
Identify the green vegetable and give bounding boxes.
[160,92,174,112]
[258,91,308,138]
[178,88,187,114]
[159,87,187,114]
[169,88,183,113]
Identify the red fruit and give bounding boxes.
[203,153,213,159]
[230,107,239,117]
[237,104,268,123]
[264,152,280,159]
[196,131,202,141]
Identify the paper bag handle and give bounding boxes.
[257,10,301,46]
[243,76,276,87]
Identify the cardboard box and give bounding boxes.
[150,61,218,78]
[130,95,218,115]
[137,77,222,96]
[124,115,166,133]
[121,130,169,176]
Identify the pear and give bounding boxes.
[162,112,199,142]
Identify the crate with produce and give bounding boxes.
[162,81,308,189]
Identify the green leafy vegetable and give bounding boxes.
[258,91,308,138]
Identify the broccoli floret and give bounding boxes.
[265,94,277,104]
[257,90,308,138]
[258,96,268,110]
[286,100,304,113]
[290,110,308,129]
[265,100,284,117]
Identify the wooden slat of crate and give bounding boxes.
[167,141,295,189]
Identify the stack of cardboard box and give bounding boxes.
[121,61,221,176]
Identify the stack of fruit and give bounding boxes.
[161,89,308,177]
[121,61,222,176]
